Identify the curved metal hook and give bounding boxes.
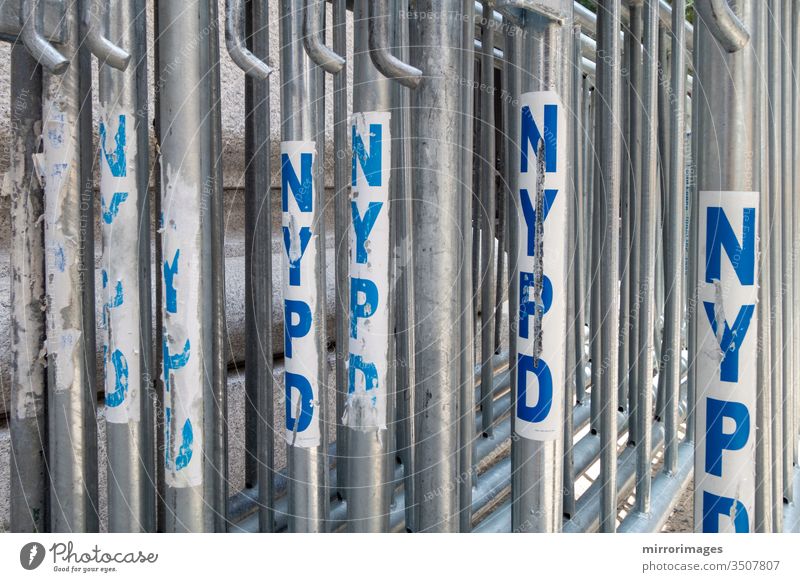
[226,0,273,80]
[83,0,131,70]
[20,0,69,74]
[303,0,345,74]
[694,0,750,53]
[369,0,423,89]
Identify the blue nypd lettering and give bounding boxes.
[696,192,758,533]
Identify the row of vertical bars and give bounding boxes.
[4,0,800,533]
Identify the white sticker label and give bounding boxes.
[694,191,758,533]
[162,163,204,488]
[282,141,322,448]
[99,106,141,424]
[514,91,568,441]
[344,112,391,432]
[43,96,80,396]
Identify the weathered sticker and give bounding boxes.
[42,96,81,396]
[99,106,141,424]
[514,91,568,441]
[162,163,204,488]
[694,191,758,533]
[344,111,391,433]
[282,140,322,448]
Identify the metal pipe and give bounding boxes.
[661,0,686,477]
[98,0,154,533]
[303,0,345,74]
[630,0,659,517]
[479,2,497,439]
[343,0,396,532]
[692,0,758,533]
[20,0,69,74]
[766,0,784,530]
[369,0,423,89]
[792,0,800,478]
[332,0,350,500]
[594,0,623,533]
[694,0,750,52]
[8,42,47,533]
[83,0,131,71]
[43,0,99,532]
[157,0,220,532]
[409,0,462,532]
[507,0,572,533]
[459,0,478,533]
[780,0,795,505]
[279,0,329,532]
[243,0,275,532]
[391,0,418,532]
[227,0,273,79]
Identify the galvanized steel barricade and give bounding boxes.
[3,0,800,534]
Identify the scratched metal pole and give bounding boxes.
[459,0,477,533]
[38,0,99,532]
[780,0,795,505]
[409,0,463,532]
[479,2,497,438]
[280,0,329,532]
[505,0,572,533]
[333,0,350,500]
[660,0,685,476]
[793,0,800,474]
[8,42,48,533]
[753,0,773,532]
[91,0,155,532]
[618,8,632,420]
[632,0,658,515]
[595,0,622,533]
[340,0,394,531]
[157,0,219,532]
[625,1,642,445]
[391,0,418,533]
[692,0,757,532]
[654,23,668,421]
[239,0,276,531]
[766,0,784,530]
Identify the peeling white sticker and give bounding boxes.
[99,105,141,424]
[514,91,568,441]
[694,190,758,533]
[162,163,204,488]
[282,141,322,448]
[343,111,391,433]
[42,95,80,396]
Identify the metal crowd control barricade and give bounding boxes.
[3,0,800,535]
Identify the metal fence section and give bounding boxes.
[3,0,800,534]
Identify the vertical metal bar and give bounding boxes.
[685,17,698,448]
[618,8,632,419]
[692,0,757,533]
[571,28,586,420]
[9,43,48,533]
[626,2,643,446]
[459,0,477,533]
[509,0,572,533]
[244,0,275,532]
[767,0,784,529]
[43,0,99,532]
[780,0,795,505]
[343,0,394,532]
[392,0,418,533]
[410,0,462,532]
[633,0,659,516]
[661,0,685,476]
[754,0,773,532]
[279,0,329,532]
[595,0,622,533]
[157,0,218,532]
[479,2,497,439]
[99,0,154,532]
[333,0,349,501]
[793,0,800,475]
